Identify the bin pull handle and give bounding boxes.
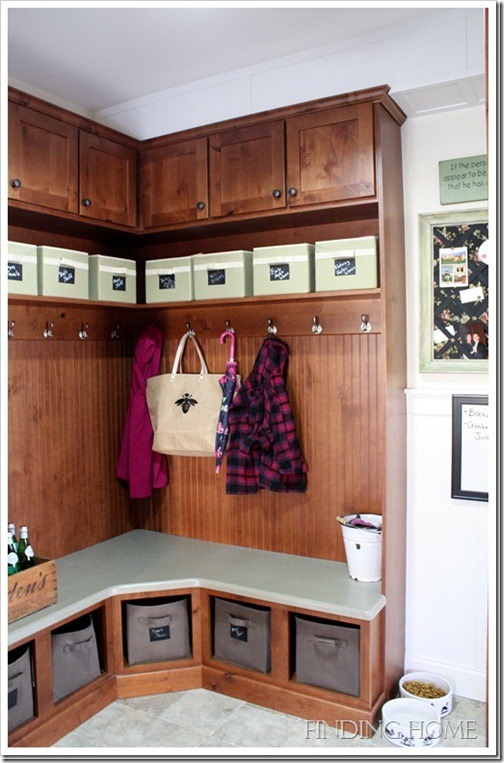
[8,671,24,685]
[227,613,256,629]
[310,635,348,649]
[140,614,173,626]
[63,636,95,654]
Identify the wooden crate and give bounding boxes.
[8,558,58,623]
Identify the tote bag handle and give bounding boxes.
[170,332,208,382]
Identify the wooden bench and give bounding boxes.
[8,530,386,746]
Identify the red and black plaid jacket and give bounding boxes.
[226,337,307,494]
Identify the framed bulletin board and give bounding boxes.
[419,209,488,373]
[451,395,489,502]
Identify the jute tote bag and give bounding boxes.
[8,645,34,732]
[51,614,101,702]
[147,332,223,457]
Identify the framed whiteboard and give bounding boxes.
[451,395,489,502]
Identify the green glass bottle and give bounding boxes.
[8,522,18,551]
[17,525,35,570]
[7,531,20,575]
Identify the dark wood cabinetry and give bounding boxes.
[8,101,79,214]
[209,121,285,217]
[8,89,138,229]
[79,132,137,227]
[140,137,209,227]
[285,102,375,207]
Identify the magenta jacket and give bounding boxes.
[117,323,168,498]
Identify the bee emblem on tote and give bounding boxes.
[175,393,198,414]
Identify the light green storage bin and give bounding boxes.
[252,244,314,296]
[89,254,136,303]
[315,236,378,292]
[37,246,89,300]
[193,251,253,300]
[145,257,194,303]
[8,242,38,295]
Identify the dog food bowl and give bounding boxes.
[399,671,453,717]
[382,698,442,748]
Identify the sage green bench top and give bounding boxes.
[9,530,385,645]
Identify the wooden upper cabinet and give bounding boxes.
[209,121,285,217]
[286,103,375,207]
[79,132,137,227]
[140,138,208,228]
[8,102,79,213]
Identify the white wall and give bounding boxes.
[402,106,490,700]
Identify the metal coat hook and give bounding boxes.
[186,321,195,336]
[79,322,89,340]
[312,316,323,335]
[267,318,277,335]
[44,321,54,339]
[8,320,15,339]
[361,314,372,333]
[225,320,235,333]
[111,325,120,340]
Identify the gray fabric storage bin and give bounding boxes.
[125,597,191,665]
[214,597,271,673]
[295,615,360,696]
[52,614,101,702]
[8,645,35,732]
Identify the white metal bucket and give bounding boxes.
[340,514,382,582]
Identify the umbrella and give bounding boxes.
[215,329,238,473]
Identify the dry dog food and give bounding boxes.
[403,680,446,698]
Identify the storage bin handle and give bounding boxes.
[227,613,256,629]
[311,635,348,648]
[8,671,24,685]
[62,636,95,654]
[140,614,173,626]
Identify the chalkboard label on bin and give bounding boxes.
[58,265,75,284]
[159,274,176,290]
[208,269,226,286]
[269,263,290,281]
[149,625,171,642]
[112,275,126,291]
[334,258,356,277]
[230,624,248,642]
[8,262,23,281]
[8,688,18,710]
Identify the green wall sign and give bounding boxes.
[439,155,488,205]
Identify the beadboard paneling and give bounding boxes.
[138,332,384,562]
[7,339,139,558]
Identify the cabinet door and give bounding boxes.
[8,102,78,213]
[209,121,285,217]
[140,138,208,227]
[286,103,375,207]
[79,132,137,227]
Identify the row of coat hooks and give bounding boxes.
[183,314,372,336]
[7,320,122,340]
[7,313,372,340]
[183,316,325,337]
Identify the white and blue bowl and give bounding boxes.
[399,671,453,717]
[382,698,442,748]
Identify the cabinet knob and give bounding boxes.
[196,201,205,210]
[10,178,22,189]
[288,187,298,197]
[82,198,92,207]
[272,189,282,199]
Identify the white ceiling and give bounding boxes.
[8,5,448,114]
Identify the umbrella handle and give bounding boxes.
[219,329,235,362]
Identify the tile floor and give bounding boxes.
[52,688,487,752]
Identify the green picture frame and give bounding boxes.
[419,209,489,373]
